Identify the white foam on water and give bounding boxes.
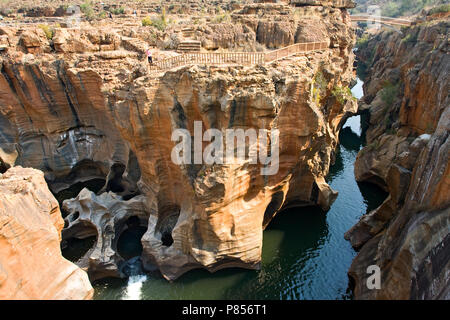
[122,274,148,300]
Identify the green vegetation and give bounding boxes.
[80,1,95,20]
[212,13,231,23]
[428,4,450,15]
[312,71,328,105]
[332,86,356,104]
[142,9,170,31]
[97,11,107,19]
[425,122,434,134]
[38,24,57,40]
[381,81,400,107]
[142,16,152,26]
[110,7,125,15]
[356,34,370,51]
[401,32,418,44]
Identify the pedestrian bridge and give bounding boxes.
[350,15,413,27]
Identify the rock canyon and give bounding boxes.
[0,0,448,300]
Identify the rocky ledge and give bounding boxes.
[346,19,449,299]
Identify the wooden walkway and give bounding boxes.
[150,41,329,73]
[350,15,413,27]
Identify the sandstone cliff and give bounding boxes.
[0,166,93,299]
[0,2,356,281]
[346,19,449,299]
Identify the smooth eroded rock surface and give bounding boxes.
[0,166,93,300]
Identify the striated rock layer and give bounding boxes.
[0,3,356,281]
[347,19,449,299]
[0,167,93,300]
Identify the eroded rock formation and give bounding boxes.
[0,166,93,299]
[0,2,356,281]
[347,19,449,299]
[62,189,149,281]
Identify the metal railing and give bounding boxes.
[350,15,413,26]
[150,41,329,73]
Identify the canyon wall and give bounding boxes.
[347,19,449,299]
[0,3,356,281]
[0,167,93,299]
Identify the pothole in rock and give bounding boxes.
[156,205,181,247]
[117,216,147,261]
[62,236,97,263]
[61,220,98,264]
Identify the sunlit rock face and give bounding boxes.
[347,20,449,300]
[0,2,356,280]
[0,167,93,300]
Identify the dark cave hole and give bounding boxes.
[156,204,181,247]
[106,163,126,193]
[55,178,106,211]
[62,236,97,263]
[122,192,140,201]
[161,232,174,247]
[70,211,80,222]
[263,191,284,228]
[117,216,147,260]
[0,160,9,174]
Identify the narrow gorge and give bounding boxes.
[347,17,449,299]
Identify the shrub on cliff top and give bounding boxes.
[142,16,152,26]
[80,1,95,21]
[110,7,125,15]
[38,24,56,40]
[429,4,450,15]
[142,8,170,31]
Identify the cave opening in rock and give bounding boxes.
[55,178,106,215]
[117,216,147,260]
[161,232,174,247]
[50,160,108,208]
[0,159,9,174]
[156,204,181,247]
[263,191,284,228]
[106,163,126,193]
[61,218,98,264]
[61,220,98,264]
[62,236,97,263]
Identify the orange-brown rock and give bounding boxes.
[0,166,93,300]
[0,2,356,281]
[347,19,449,300]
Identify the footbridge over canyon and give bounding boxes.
[350,15,413,27]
